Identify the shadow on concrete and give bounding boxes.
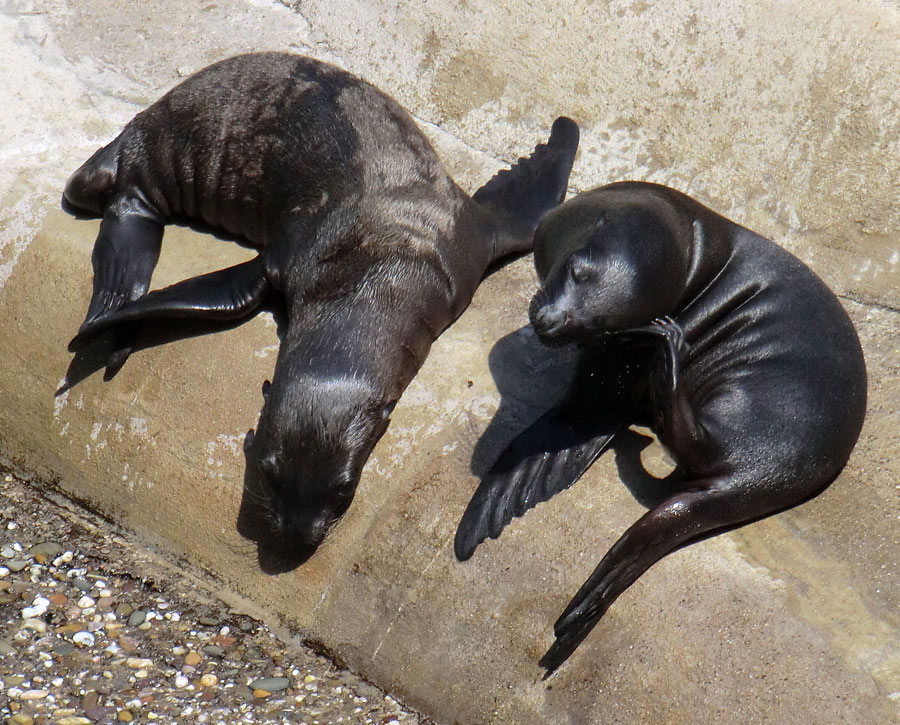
[58,290,304,574]
[59,315,263,393]
[469,325,682,517]
[468,326,578,478]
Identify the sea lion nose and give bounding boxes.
[529,296,571,339]
[276,507,331,552]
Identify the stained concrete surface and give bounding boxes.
[1,0,899,722]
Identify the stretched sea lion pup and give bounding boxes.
[455,181,867,674]
[63,52,580,560]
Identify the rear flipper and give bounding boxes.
[538,479,800,676]
[474,117,580,261]
[455,405,622,562]
[69,255,271,345]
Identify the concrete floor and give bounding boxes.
[1,1,898,722]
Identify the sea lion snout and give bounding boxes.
[243,371,391,559]
[247,443,357,554]
[529,273,610,344]
[270,496,351,552]
[529,292,578,343]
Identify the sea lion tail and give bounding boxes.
[473,116,579,261]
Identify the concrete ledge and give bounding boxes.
[2,1,898,722]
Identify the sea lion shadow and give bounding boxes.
[59,300,288,393]
[473,325,681,512]
[61,302,301,573]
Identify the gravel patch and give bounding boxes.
[0,471,430,725]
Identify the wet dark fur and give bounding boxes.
[62,52,579,565]
[455,181,867,674]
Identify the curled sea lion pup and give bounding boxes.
[455,181,867,674]
[63,52,580,561]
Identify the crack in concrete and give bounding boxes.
[839,293,900,314]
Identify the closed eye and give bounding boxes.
[570,259,590,284]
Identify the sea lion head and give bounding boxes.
[529,189,690,344]
[243,368,396,560]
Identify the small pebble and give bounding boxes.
[249,677,290,693]
[19,688,49,700]
[117,710,134,722]
[22,597,50,619]
[72,578,92,592]
[200,674,218,687]
[7,714,34,725]
[72,631,95,647]
[6,561,27,573]
[115,602,134,618]
[58,718,92,725]
[201,645,224,657]
[175,675,189,688]
[20,619,48,634]
[77,595,96,609]
[184,651,202,666]
[127,610,146,627]
[54,641,77,655]
[28,542,62,561]
[126,657,153,669]
[117,635,140,652]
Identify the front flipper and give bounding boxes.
[69,255,271,346]
[455,406,622,562]
[79,197,165,335]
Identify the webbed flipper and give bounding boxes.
[539,480,769,676]
[455,405,622,561]
[474,117,580,260]
[80,205,164,331]
[69,255,271,347]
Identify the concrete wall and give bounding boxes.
[1,1,898,722]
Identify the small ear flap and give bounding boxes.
[243,428,255,453]
[258,452,279,478]
[381,400,398,420]
[262,379,271,398]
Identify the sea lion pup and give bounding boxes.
[63,52,580,560]
[455,181,867,674]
